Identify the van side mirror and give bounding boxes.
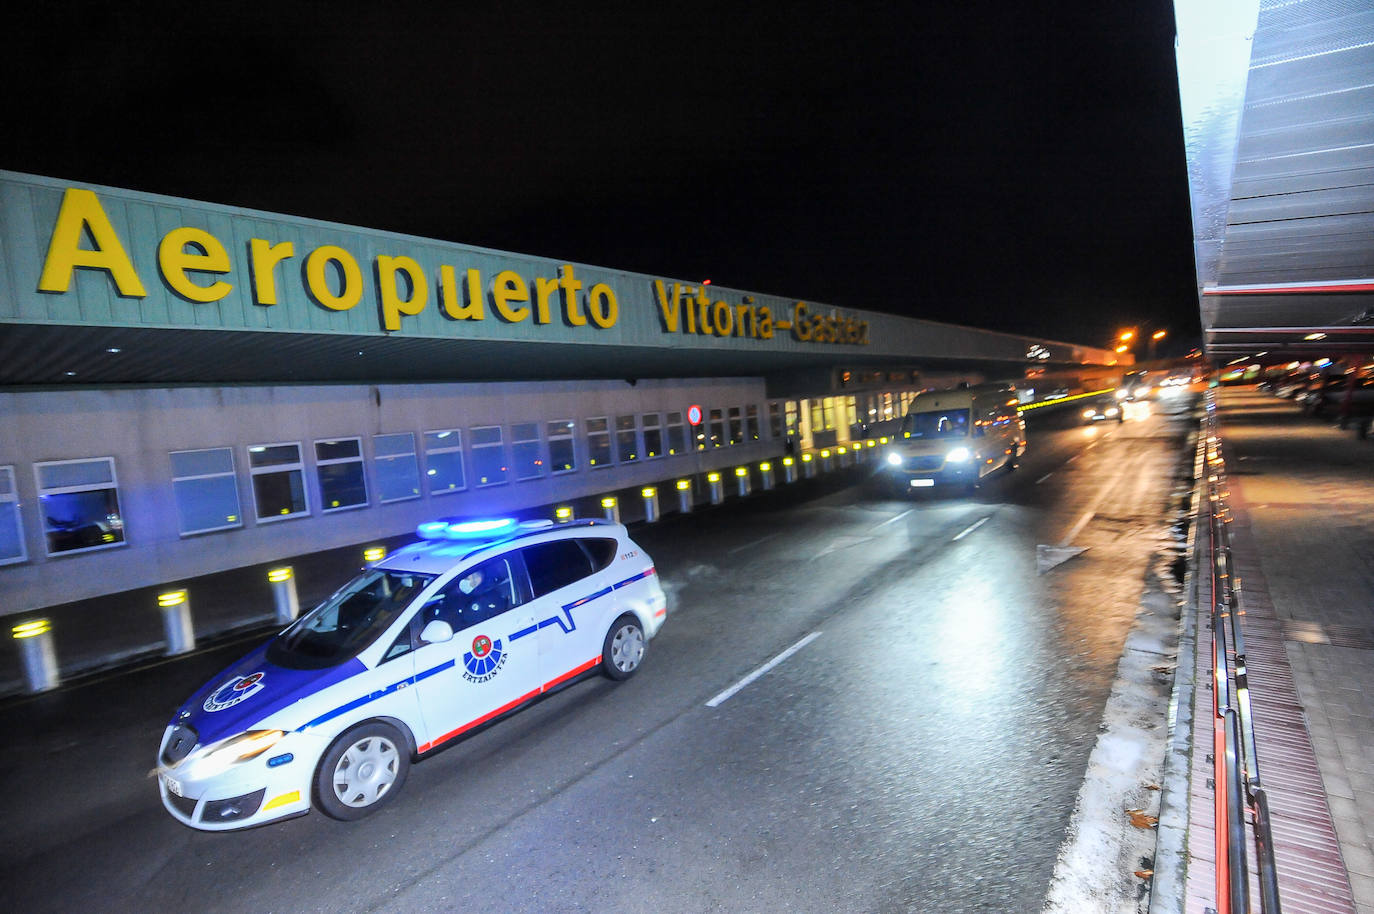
[420,619,454,644]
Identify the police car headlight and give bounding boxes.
[183,729,287,779]
[946,447,971,462]
[885,451,903,466]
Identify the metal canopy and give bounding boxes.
[1176,0,1374,360]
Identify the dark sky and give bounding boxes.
[2,3,1200,354]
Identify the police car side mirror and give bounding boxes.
[420,619,454,644]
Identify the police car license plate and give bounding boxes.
[910,478,935,487]
[163,774,183,797]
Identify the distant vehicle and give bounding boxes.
[155,516,667,831]
[1300,374,1374,421]
[881,384,1026,492]
[1081,399,1123,423]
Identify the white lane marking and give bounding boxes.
[873,508,914,529]
[1036,473,1054,485]
[705,632,823,708]
[1067,454,1081,463]
[952,516,989,541]
[728,532,780,555]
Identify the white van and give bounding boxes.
[881,384,1026,491]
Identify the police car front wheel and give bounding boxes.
[602,615,646,681]
[314,722,411,821]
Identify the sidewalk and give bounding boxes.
[1183,387,1374,914]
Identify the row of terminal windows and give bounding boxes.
[0,406,767,563]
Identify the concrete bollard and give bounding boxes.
[782,456,797,483]
[675,479,693,514]
[12,619,59,693]
[760,461,775,490]
[707,472,724,504]
[837,446,849,468]
[641,487,660,523]
[602,496,620,524]
[734,466,751,498]
[820,449,833,472]
[158,589,196,656]
[268,566,300,625]
[802,453,816,478]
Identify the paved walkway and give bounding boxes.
[1182,387,1374,914]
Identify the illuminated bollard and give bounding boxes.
[820,449,833,472]
[782,456,796,483]
[12,619,58,693]
[602,496,620,524]
[363,546,386,564]
[158,589,196,656]
[268,566,300,625]
[865,440,877,460]
[554,505,574,522]
[802,453,816,478]
[707,472,724,504]
[759,461,775,490]
[837,446,849,468]
[735,466,751,498]
[641,487,660,523]
[675,479,693,514]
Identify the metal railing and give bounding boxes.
[1201,391,1282,914]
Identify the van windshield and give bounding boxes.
[267,569,435,669]
[902,408,970,439]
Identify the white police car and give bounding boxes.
[155,516,667,831]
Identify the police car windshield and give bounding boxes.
[267,569,435,669]
[902,409,970,438]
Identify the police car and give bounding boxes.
[155,516,667,831]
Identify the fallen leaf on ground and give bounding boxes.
[1127,809,1158,829]
[1134,869,1154,879]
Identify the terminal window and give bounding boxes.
[248,443,309,521]
[511,423,544,481]
[34,456,126,555]
[547,420,576,474]
[374,433,420,503]
[470,426,508,487]
[665,411,686,456]
[423,430,466,494]
[708,409,725,448]
[315,438,369,511]
[0,466,27,564]
[642,413,662,459]
[169,447,243,535]
[616,415,639,462]
[587,417,612,468]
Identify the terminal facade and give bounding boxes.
[0,170,1120,617]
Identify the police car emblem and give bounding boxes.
[462,635,506,682]
[203,671,265,712]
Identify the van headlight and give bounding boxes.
[885,451,903,466]
[946,447,971,462]
[1114,388,1129,399]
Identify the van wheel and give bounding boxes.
[314,722,409,821]
[601,614,646,681]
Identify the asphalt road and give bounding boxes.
[0,394,1196,913]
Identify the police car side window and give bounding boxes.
[580,538,618,572]
[522,540,594,597]
[436,556,525,630]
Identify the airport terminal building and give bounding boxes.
[0,170,1119,626]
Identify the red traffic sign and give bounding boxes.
[687,404,703,425]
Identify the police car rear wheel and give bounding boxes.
[602,615,646,681]
[314,722,410,821]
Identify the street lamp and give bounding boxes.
[1148,329,1167,361]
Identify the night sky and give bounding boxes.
[2,3,1200,354]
